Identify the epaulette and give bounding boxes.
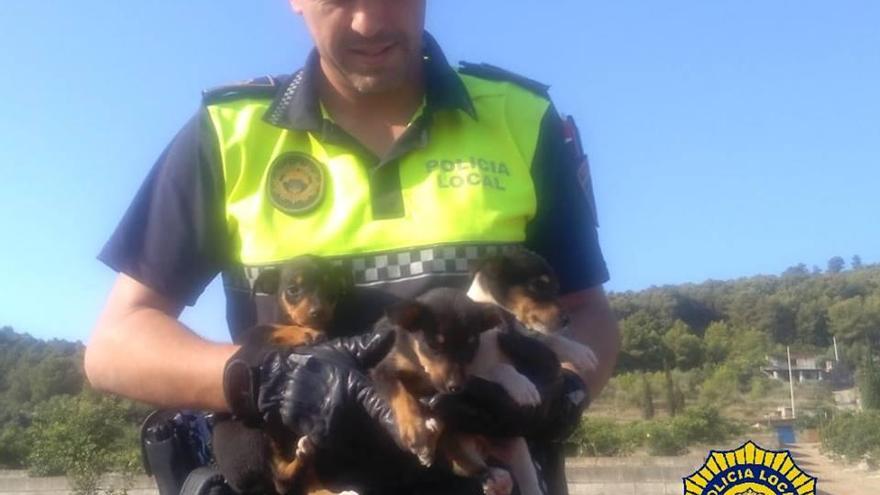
[458,61,550,97]
[201,75,286,104]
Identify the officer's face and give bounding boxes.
[290,0,426,95]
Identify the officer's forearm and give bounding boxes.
[559,286,620,400]
[85,275,238,411]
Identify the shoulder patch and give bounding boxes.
[562,115,599,227]
[201,75,286,104]
[458,61,550,97]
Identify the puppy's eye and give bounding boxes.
[284,286,302,298]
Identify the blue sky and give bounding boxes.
[0,1,877,344]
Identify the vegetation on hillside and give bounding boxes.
[576,259,880,456]
[0,327,147,493]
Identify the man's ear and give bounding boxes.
[386,301,430,332]
[289,0,305,14]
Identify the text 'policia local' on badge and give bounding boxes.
[268,152,326,215]
[683,441,816,495]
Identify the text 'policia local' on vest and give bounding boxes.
[204,51,549,270]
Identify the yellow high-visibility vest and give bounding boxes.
[206,74,550,265]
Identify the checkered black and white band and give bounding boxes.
[234,243,518,293]
[345,243,517,286]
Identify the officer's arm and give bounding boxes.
[85,273,238,411]
[559,286,620,400]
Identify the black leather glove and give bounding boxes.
[222,329,398,448]
[536,368,590,441]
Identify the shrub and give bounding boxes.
[820,411,880,465]
[26,393,142,495]
[565,418,641,457]
[671,405,741,445]
[0,424,30,468]
[645,422,687,456]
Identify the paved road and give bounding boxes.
[786,442,880,495]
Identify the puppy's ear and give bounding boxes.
[334,264,355,296]
[472,254,502,277]
[476,303,503,332]
[386,301,430,332]
[251,268,281,299]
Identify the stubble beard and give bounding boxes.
[334,38,421,95]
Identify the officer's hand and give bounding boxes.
[223,329,399,449]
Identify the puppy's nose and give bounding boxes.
[309,307,322,319]
[446,381,463,394]
[560,314,571,327]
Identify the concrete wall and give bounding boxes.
[0,471,156,495]
[2,457,705,495]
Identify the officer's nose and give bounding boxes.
[351,2,390,39]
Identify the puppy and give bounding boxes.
[461,247,599,495]
[213,255,351,495]
[467,247,598,377]
[371,288,515,495]
[243,255,352,349]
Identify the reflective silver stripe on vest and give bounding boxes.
[231,243,519,294]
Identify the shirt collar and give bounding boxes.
[264,32,476,131]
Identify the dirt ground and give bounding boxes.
[786,442,880,495]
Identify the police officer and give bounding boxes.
[85,1,620,494]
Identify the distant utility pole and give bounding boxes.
[833,336,840,362]
[787,346,796,419]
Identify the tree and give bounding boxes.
[618,310,669,372]
[827,256,845,274]
[860,358,880,411]
[782,263,809,278]
[852,255,864,270]
[664,368,684,417]
[703,321,733,362]
[662,320,704,370]
[755,298,797,344]
[640,374,655,419]
[828,295,880,356]
[795,301,831,347]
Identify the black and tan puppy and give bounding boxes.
[459,248,598,495]
[467,248,598,373]
[243,255,352,349]
[371,288,515,495]
[214,255,351,495]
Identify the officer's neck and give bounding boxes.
[318,63,424,158]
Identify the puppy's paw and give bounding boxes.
[417,447,434,467]
[559,341,599,373]
[482,467,513,495]
[425,417,440,433]
[398,420,436,466]
[491,364,541,407]
[295,436,314,457]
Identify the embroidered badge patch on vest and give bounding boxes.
[268,152,326,215]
